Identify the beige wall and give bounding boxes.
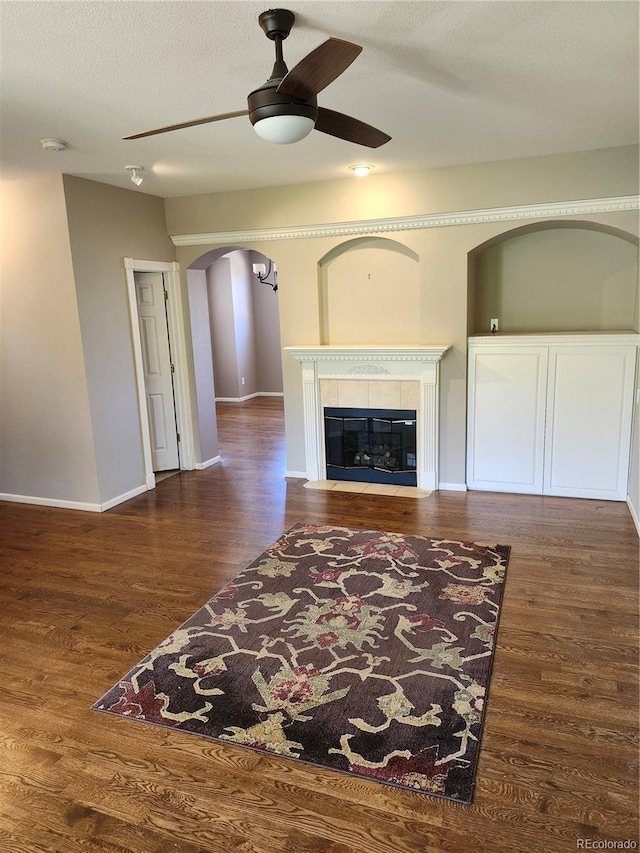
[62,175,176,503]
[471,225,638,334]
[321,238,421,344]
[168,146,639,487]
[0,175,100,505]
[166,146,639,236]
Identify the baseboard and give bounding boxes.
[0,492,102,512]
[627,495,640,538]
[215,392,284,402]
[438,482,468,492]
[195,456,222,470]
[285,470,308,479]
[0,483,151,513]
[100,484,149,511]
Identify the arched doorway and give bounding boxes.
[185,246,283,468]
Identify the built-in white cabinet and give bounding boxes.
[467,333,639,500]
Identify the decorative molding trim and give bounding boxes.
[285,470,308,479]
[468,332,640,347]
[171,196,639,246]
[285,345,450,363]
[345,363,392,375]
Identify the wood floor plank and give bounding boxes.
[1,397,638,852]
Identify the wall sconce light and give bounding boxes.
[252,261,278,292]
[348,164,374,177]
[126,165,144,186]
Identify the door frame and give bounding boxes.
[125,258,195,488]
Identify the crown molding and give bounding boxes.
[284,345,451,363]
[171,195,639,246]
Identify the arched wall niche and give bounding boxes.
[318,236,420,345]
[467,220,639,335]
[185,244,282,467]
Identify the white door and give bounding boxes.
[467,346,548,494]
[134,272,180,471]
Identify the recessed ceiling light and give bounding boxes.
[348,164,374,177]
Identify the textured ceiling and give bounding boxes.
[1,0,638,198]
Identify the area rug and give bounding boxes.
[92,522,510,803]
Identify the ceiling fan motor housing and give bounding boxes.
[247,80,318,126]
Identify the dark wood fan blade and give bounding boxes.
[123,110,248,140]
[315,107,391,148]
[276,38,362,100]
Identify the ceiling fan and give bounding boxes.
[124,8,391,148]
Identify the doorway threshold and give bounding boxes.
[154,469,180,484]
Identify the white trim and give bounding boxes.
[0,493,103,512]
[468,332,640,347]
[627,496,640,538]
[124,258,196,488]
[438,482,468,491]
[285,346,450,490]
[195,456,222,470]
[215,392,284,402]
[284,345,450,363]
[0,484,149,512]
[100,485,148,511]
[171,196,640,246]
[285,470,308,479]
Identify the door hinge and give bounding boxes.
[170,363,175,373]
[164,289,169,301]
[176,433,181,443]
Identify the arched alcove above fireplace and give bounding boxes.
[318,237,420,345]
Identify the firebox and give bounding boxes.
[324,407,417,486]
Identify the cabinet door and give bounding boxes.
[544,345,636,499]
[467,347,548,494]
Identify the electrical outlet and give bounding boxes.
[241,376,245,385]
[490,318,499,333]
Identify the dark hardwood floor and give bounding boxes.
[1,397,638,853]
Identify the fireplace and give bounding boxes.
[284,345,450,491]
[324,407,417,485]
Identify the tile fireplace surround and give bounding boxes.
[284,346,450,491]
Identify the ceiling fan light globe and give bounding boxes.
[253,114,314,144]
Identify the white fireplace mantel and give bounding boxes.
[284,345,451,490]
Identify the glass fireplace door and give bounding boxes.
[324,408,417,486]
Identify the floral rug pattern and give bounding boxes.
[92,523,510,802]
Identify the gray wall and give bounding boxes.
[206,249,283,400]
[0,175,100,505]
[250,255,284,394]
[207,258,239,399]
[62,175,176,504]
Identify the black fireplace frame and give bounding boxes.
[324,407,417,486]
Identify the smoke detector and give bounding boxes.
[40,138,67,152]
